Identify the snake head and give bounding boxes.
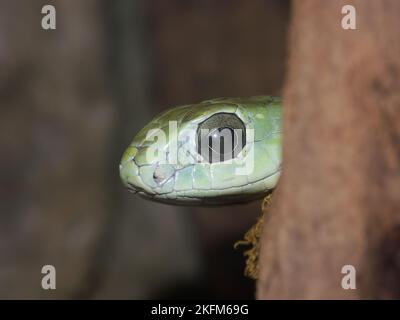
[119,96,282,205]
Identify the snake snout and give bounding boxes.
[119,146,152,195]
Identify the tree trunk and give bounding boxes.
[257,0,400,299]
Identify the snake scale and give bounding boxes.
[119,96,282,205]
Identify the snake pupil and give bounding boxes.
[197,113,246,163]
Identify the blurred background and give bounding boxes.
[0,0,289,299]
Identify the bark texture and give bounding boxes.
[258,0,400,299]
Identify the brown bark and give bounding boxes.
[257,0,400,299]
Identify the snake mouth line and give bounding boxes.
[149,167,281,200]
[126,182,146,194]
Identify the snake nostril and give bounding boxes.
[153,164,175,185]
[153,169,165,184]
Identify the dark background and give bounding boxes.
[0,0,289,299]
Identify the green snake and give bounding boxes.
[119,96,282,205]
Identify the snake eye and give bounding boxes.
[197,113,246,163]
